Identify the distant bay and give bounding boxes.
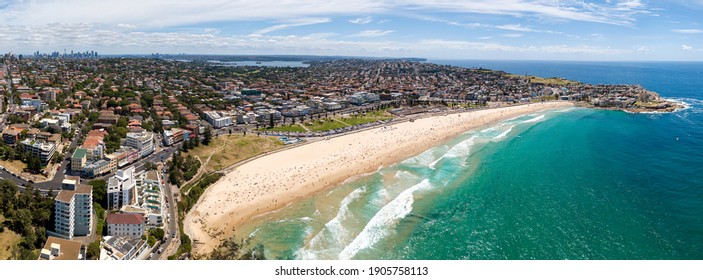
[208,60,309,67]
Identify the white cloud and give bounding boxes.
[349,16,373,24]
[495,24,535,32]
[682,45,694,51]
[419,39,631,55]
[636,45,653,52]
[672,29,703,34]
[116,23,137,29]
[254,17,331,35]
[0,23,655,59]
[0,0,651,28]
[349,29,394,38]
[501,33,524,38]
[413,15,561,35]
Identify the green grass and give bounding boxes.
[340,117,382,126]
[261,108,395,133]
[185,134,284,173]
[339,109,393,126]
[306,119,349,132]
[528,76,580,85]
[506,73,580,85]
[261,124,306,133]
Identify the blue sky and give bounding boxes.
[1,0,702,60]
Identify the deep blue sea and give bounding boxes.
[238,61,703,260]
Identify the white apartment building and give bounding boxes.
[106,213,145,237]
[54,184,93,240]
[125,130,155,158]
[137,170,165,226]
[204,111,233,128]
[107,166,136,210]
[21,139,56,165]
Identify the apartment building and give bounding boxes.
[125,130,155,158]
[54,184,93,240]
[107,166,136,210]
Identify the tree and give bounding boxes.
[1,179,19,213]
[203,126,212,146]
[27,156,42,172]
[181,140,190,152]
[144,162,158,171]
[88,179,107,209]
[150,228,165,240]
[86,240,101,260]
[147,235,157,247]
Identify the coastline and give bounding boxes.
[184,101,574,257]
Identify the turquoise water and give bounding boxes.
[237,62,703,260]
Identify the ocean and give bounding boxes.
[234,61,703,260]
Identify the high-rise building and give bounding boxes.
[54,184,93,240]
[107,166,136,210]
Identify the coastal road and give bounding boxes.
[154,164,180,260]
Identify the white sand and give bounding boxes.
[184,102,573,256]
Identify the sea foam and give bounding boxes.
[339,179,433,260]
[297,187,366,259]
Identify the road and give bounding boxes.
[3,130,180,193]
[153,166,180,260]
[32,128,83,191]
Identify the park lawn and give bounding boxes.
[0,160,26,175]
[340,116,386,126]
[306,119,349,132]
[0,215,21,260]
[340,109,394,126]
[506,73,580,85]
[529,76,580,85]
[261,108,395,132]
[185,134,284,173]
[261,124,307,133]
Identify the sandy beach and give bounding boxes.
[184,102,573,256]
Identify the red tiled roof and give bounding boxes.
[106,213,144,225]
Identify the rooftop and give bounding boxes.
[72,148,87,159]
[102,236,144,260]
[55,184,93,203]
[39,237,82,260]
[106,213,144,225]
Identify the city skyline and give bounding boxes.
[1,1,703,61]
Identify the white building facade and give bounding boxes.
[125,130,155,158]
[204,111,233,128]
[106,213,145,237]
[54,184,93,240]
[107,166,136,210]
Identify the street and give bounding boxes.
[151,165,180,260]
